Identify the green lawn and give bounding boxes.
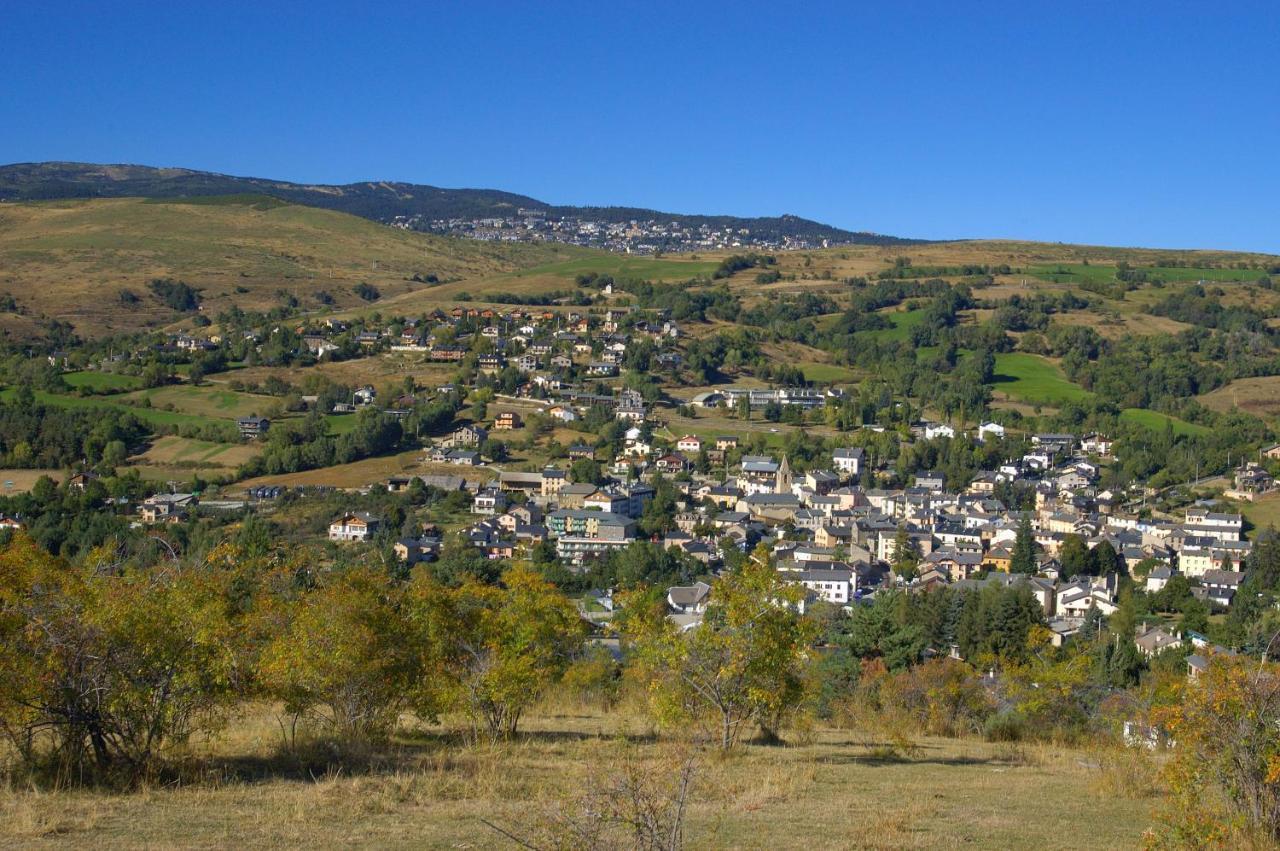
[991,353,1092,406]
[61,371,142,392]
[0,388,221,430]
[864,308,927,343]
[1119,408,1211,437]
[325,413,359,435]
[125,385,275,420]
[799,362,857,383]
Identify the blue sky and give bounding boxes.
[3,1,1279,251]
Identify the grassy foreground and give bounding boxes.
[0,703,1156,849]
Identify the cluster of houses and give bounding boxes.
[410,430,1257,650]
[391,208,836,253]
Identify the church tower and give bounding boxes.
[775,455,793,495]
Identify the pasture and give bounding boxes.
[61,371,142,392]
[125,385,277,421]
[990,353,1091,406]
[0,468,64,493]
[1118,408,1210,437]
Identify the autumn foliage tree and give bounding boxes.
[0,536,238,782]
[438,563,585,742]
[624,548,815,749]
[1150,654,1280,847]
[257,564,437,743]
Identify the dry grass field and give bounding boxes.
[1199,376,1280,418]
[218,357,460,393]
[3,196,1275,343]
[0,469,64,493]
[0,703,1158,850]
[234,450,495,492]
[0,198,575,335]
[130,435,261,469]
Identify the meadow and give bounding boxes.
[61,371,142,392]
[864,308,927,343]
[0,198,573,335]
[506,253,722,282]
[0,704,1157,850]
[1029,262,1265,285]
[1199,376,1280,419]
[1118,408,1211,437]
[990,353,1092,407]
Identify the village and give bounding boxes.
[52,292,1266,686]
[392,208,841,253]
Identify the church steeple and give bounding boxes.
[775,454,792,494]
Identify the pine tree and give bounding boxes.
[1011,515,1037,574]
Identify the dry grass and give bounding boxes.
[0,198,573,336]
[129,436,261,468]
[0,469,64,493]
[0,702,1157,850]
[1199,376,1280,418]
[234,450,494,491]
[218,357,460,393]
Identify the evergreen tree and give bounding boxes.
[1011,515,1037,574]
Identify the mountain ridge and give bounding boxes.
[0,161,922,247]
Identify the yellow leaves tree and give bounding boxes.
[436,563,585,742]
[623,548,815,750]
[0,535,237,782]
[257,564,433,743]
[1148,654,1280,848]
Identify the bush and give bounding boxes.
[983,710,1026,742]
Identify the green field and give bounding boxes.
[799,362,857,383]
[61,371,142,392]
[125,385,277,420]
[0,388,223,430]
[864,308,927,342]
[1119,407,1211,436]
[991,353,1092,406]
[1030,262,1263,285]
[507,254,721,282]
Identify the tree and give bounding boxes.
[257,565,426,743]
[0,537,237,781]
[624,549,814,749]
[891,526,920,581]
[1151,656,1280,845]
[439,564,584,741]
[570,458,604,485]
[1010,515,1038,575]
[1088,540,1122,577]
[1059,534,1090,577]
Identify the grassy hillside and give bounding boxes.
[0,704,1155,849]
[0,197,581,336]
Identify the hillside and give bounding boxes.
[0,162,918,246]
[3,193,1279,341]
[0,196,582,336]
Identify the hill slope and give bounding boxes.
[0,196,579,336]
[0,161,918,246]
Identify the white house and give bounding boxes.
[977,421,1006,442]
[328,512,381,542]
[924,423,956,440]
[832,447,864,476]
[676,435,703,453]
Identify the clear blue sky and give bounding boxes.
[3,1,1279,251]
